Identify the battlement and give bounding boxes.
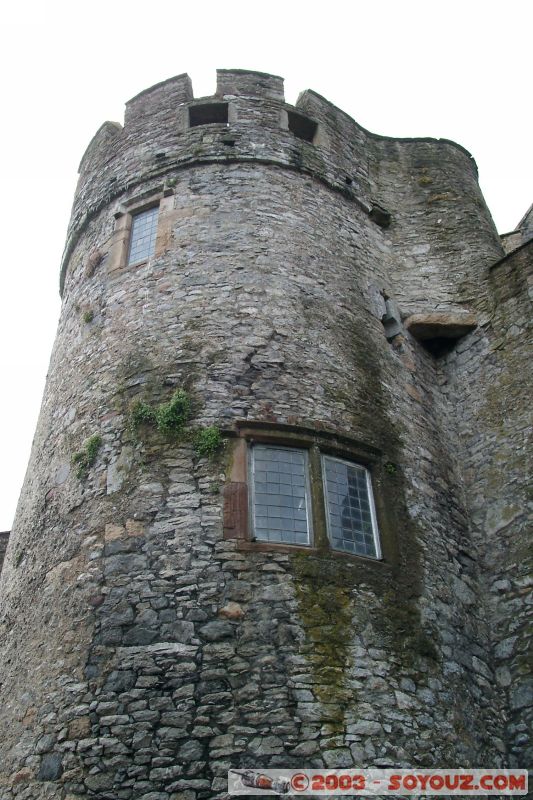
[77,69,479,190]
[215,68,285,100]
[64,69,492,297]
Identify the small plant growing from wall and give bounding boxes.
[130,400,156,429]
[193,426,223,460]
[72,434,102,480]
[130,390,191,438]
[83,309,94,324]
[154,390,191,435]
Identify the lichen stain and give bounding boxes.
[292,553,357,733]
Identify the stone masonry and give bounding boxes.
[0,69,530,799]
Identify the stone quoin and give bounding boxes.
[0,69,531,799]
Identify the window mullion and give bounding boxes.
[308,445,328,550]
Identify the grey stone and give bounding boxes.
[178,739,204,761]
[123,626,158,646]
[139,794,169,800]
[494,637,517,660]
[347,720,382,736]
[85,772,114,790]
[100,714,130,726]
[290,740,319,756]
[104,670,136,693]
[510,683,533,710]
[169,620,195,643]
[35,734,56,754]
[104,554,149,575]
[38,753,63,781]
[199,620,234,641]
[323,748,354,768]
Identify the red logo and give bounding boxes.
[291,773,310,792]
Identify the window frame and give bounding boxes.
[126,204,160,266]
[321,454,381,560]
[107,188,174,274]
[249,443,314,548]
[223,423,394,568]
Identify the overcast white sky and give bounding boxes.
[0,0,530,530]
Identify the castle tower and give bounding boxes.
[0,70,530,799]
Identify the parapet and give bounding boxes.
[124,73,193,127]
[500,203,533,254]
[76,68,479,194]
[216,68,285,101]
[63,69,496,298]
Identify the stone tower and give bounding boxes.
[0,70,530,799]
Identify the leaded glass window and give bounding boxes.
[128,206,159,265]
[250,445,312,545]
[322,456,380,558]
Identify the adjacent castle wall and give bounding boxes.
[0,70,527,799]
[440,240,533,769]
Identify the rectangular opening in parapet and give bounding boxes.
[287,110,318,143]
[189,103,229,127]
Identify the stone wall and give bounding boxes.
[0,531,10,573]
[440,240,533,769]
[0,70,529,799]
[501,204,533,254]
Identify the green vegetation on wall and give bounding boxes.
[130,389,191,437]
[193,426,223,459]
[72,434,102,480]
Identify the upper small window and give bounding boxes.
[127,206,159,265]
[250,444,312,546]
[322,456,380,559]
[287,110,318,143]
[189,103,229,128]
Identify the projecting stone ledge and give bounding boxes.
[404,312,477,341]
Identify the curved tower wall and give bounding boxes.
[0,70,518,799]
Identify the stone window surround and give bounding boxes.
[107,187,175,273]
[223,422,395,567]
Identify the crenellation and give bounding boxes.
[215,68,285,101]
[124,73,193,126]
[65,72,500,308]
[78,120,122,177]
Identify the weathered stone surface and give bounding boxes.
[404,312,477,340]
[0,531,10,572]
[38,753,63,781]
[199,620,234,641]
[218,602,245,620]
[0,68,529,800]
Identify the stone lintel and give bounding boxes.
[405,312,477,341]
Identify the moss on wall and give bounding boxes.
[291,553,357,732]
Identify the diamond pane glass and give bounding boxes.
[251,445,311,545]
[128,206,159,265]
[323,456,379,558]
